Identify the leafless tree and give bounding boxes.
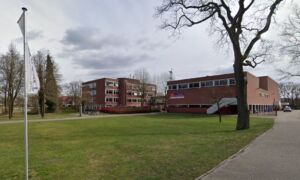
[279,5,300,77]
[134,68,151,107]
[65,81,82,111]
[152,72,170,95]
[152,72,170,110]
[279,82,300,108]
[156,0,284,130]
[0,44,24,119]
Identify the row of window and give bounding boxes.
[168,104,212,108]
[105,97,119,103]
[106,81,119,87]
[127,84,156,92]
[127,91,155,97]
[128,91,141,96]
[259,92,270,98]
[106,89,119,95]
[128,99,142,103]
[168,78,236,90]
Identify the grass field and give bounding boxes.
[0,111,81,121]
[0,113,273,180]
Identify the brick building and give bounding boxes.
[167,72,280,114]
[82,78,156,109]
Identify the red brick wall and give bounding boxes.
[167,86,236,105]
[166,72,280,114]
[95,79,104,105]
[246,73,280,105]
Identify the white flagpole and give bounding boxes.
[22,7,29,180]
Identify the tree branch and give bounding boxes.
[243,0,283,59]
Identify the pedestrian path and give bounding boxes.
[199,110,300,180]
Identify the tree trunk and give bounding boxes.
[4,90,7,114]
[234,57,249,130]
[8,100,13,119]
[39,89,45,118]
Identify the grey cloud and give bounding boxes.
[135,37,168,51]
[71,52,151,79]
[61,27,129,51]
[72,52,150,70]
[15,30,43,42]
[86,69,131,79]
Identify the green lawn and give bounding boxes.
[0,114,273,180]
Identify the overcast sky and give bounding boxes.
[0,0,299,83]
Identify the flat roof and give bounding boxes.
[168,71,278,85]
[168,72,235,84]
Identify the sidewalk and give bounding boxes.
[199,110,300,180]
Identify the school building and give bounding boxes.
[82,78,156,109]
[167,72,280,114]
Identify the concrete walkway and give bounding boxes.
[0,112,160,125]
[200,110,300,180]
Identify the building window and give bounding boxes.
[105,97,113,102]
[229,78,236,85]
[214,80,220,86]
[178,84,188,89]
[201,104,211,108]
[189,105,201,108]
[106,81,118,87]
[169,84,178,90]
[200,81,205,87]
[90,90,96,96]
[177,105,188,108]
[205,81,213,87]
[114,98,119,102]
[106,90,113,94]
[189,82,200,88]
[220,79,228,86]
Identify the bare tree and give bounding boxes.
[0,44,24,119]
[134,68,151,107]
[156,0,284,130]
[65,81,82,111]
[279,5,300,77]
[152,72,170,95]
[152,72,170,110]
[279,82,300,108]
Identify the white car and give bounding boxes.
[283,106,292,112]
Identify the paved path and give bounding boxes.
[200,110,300,180]
[0,113,160,125]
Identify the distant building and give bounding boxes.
[167,72,280,114]
[59,96,73,107]
[82,78,156,110]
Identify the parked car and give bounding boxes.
[283,106,292,112]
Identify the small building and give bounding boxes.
[167,72,280,114]
[82,78,156,110]
[59,96,73,107]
